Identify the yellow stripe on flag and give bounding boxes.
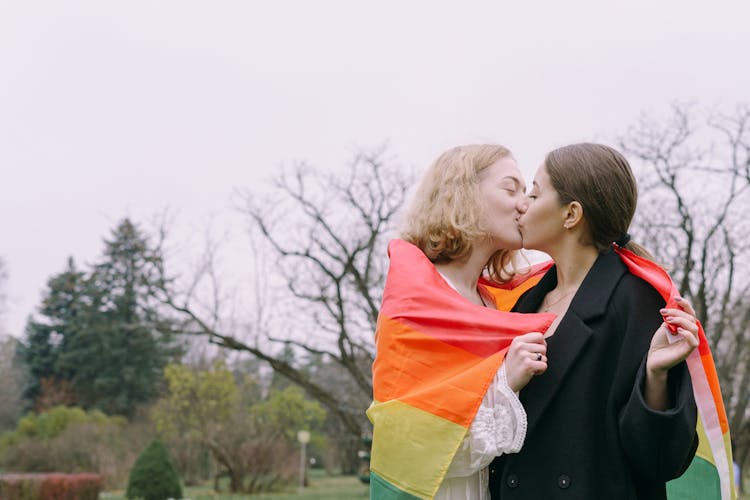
[695,414,715,465]
[368,399,468,499]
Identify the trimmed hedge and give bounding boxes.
[0,473,103,500]
[126,440,183,500]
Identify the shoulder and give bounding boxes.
[585,249,665,311]
[611,272,666,311]
[605,273,666,347]
[578,251,665,333]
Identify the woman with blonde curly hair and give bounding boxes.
[370,144,550,500]
[401,144,524,287]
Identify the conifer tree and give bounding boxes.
[20,219,181,416]
[126,440,183,500]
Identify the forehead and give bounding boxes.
[483,157,524,182]
[532,164,551,186]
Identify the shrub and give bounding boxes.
[0,406,146,489]
[16,406,88,439]
[126,440,183,500]
[11,406,122,441]
[0,473,103,500]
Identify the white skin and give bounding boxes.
[434,156,547,392]
[516,164,699,410]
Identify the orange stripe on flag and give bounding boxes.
[701,352,729,433]
[373,315,505,428]
[482,273,544,312]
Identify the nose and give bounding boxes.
[516,196,528,214]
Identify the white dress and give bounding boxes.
[434,364,527,500]
[433,270,527,500]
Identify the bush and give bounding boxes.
[0,473,103,500]
[15,406,89,439]
[126,440,183,500]
[0,406,148,489]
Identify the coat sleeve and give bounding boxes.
[614,276,698,482]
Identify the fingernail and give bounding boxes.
[660,309,667,314]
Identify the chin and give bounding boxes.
[490,235,522,251]
[502,236,524,251]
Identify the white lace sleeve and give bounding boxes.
[444,364,527,478]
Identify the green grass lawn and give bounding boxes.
[100,470,750,499]
[101,470,368,500]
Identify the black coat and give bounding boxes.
[489,250,698,500]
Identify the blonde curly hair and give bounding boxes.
[401,144,519,283]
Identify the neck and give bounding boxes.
[435,240,496,294]
[547,241,599,292]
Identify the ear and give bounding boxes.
[562,201,584,230]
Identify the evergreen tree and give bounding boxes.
[126,440,183,500]
[18,257,87,407]
[19,219,181,416]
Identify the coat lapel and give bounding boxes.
[514,250,627,434]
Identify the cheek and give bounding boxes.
[525,201,541,220]
[505,192,524,209]
[524,203,551,230]
[490,194,516,215]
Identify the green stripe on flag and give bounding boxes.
[667,455,721,500]
[371,471,424,500]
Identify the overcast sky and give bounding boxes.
[1,1,749,337]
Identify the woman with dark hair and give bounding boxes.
[488,143,700,499]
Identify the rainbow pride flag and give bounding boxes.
[368,240,734,499]
[367,239,555,499]
[613,246,736,500]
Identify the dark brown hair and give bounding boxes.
[544,143,653,258]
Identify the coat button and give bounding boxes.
[506,474,519,489]
[489,466,496,475]
[558,474,571,489]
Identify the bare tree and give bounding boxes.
[0,259,23,431]
[156,146,412,471]
[0,257,7,324]
[0,337,23,431]
[619,103,750,467]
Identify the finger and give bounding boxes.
[659,330,699,358]
[516,351,547,370]
[661,308,694,320]
[513,332,541,342]
[515,332,546,344]
[664,315,698,334]
[652,322,670,339]
[512,339,547,352]
[527,351,547,363]
[531,360,548,375]
[674,296,696,317]
[661,309,698,333]
[676,327,700,348]
[668,337,698,362]
[518,343,547,357]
